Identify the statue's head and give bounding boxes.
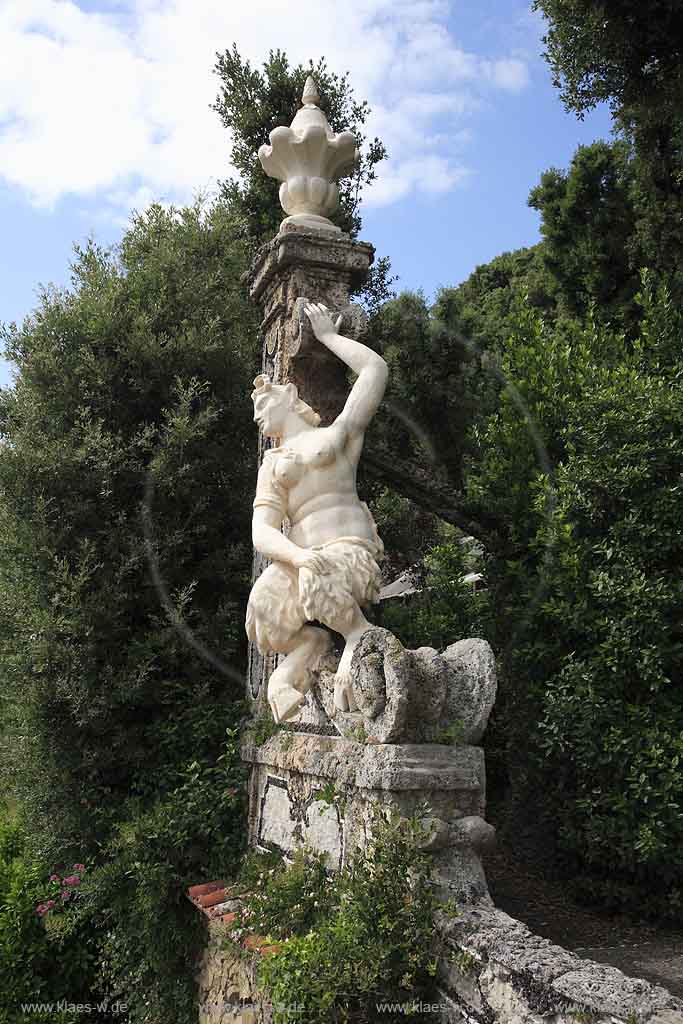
[251,374,320,438]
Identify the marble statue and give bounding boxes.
[258,76,358,232]
[246,303,388,724]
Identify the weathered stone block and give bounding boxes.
[242,732,492,902]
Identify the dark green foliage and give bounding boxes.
[0,199,257,1019]
[370,291,482,495]
[365,486,442,582]
[533,0,683,298]
[381,534,491,652]
[528,141,639,327]
[63,729,247,1022]
[234,813,442,1023]
[376,256,683,916]
[434,246,556,351]
[363,290,503,544]
[233,847,329,941]
[533,0,683,116]
[469,280,683,915]
[0,806,102,1023]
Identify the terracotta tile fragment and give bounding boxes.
[197,888,228,908]
[187,880,228,900]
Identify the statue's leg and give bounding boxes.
[299,542,381,715]
[324,604,372,713]
[267,625,331,724]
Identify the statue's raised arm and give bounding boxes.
[246,304,388,725]
[304,302,388,442]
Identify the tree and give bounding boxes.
[533,0,683,294]
[528,140,639,327]
[425,272,683,917]
[0,200,256,1021]
[533,0,683,117]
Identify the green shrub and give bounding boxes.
[232,813,443,1023]
[0,806,102,1024]
[470,279,683,915]
[57,726,248,1023]
[381,532,492,652]
[0,199,257,1022]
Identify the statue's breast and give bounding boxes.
[271,441,336,490]
[272,449,304,488]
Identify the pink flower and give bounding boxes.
[61,890,72,902]
[45,900,56,910]
[72,863,85,872]
[36,903,48,916]
[63,874,81,887]
[49,874,60,883]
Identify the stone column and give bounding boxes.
[244,227,374,715]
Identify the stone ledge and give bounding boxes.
[190,891,683,1023]
[245,225,374,301]
[242,733,485,793]
[438,903,683,1023]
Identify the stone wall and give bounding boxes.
[437,904,683,1024]
[192,904,683,1024]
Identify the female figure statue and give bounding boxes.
[247,303,388,724]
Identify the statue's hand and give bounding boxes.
[304,302,342,343]
[292,546,335,574]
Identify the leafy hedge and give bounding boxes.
[0,199,257,1020]
[470,277,683,915]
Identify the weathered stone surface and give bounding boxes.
[442,638,497,744]
[553,964,678,1019]
[196,923,271,1024]
[437,904,683,1023]
[244,733,485,797]
[319,628,498,746]
[349,628,411,742]
[412,645,450,729]
[195,901,683,1024]
[451,815,496,853]
[242,733,490,900]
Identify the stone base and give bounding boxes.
[242,732,494,903]
[194,905,683,1024]
[196,922,269,1024]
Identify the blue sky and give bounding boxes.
[0,0,613,388]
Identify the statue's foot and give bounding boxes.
[268,679,307,724]
[333,670,358,713]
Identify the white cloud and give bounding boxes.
[0,0,530,214]
[488,58,530,92]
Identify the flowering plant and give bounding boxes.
[35,863,87,918]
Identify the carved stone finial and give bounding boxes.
[257,74,360,233]
[302,75,320,107]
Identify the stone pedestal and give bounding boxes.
[242,731,495,903]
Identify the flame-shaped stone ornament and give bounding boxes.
[258,76,359,232]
